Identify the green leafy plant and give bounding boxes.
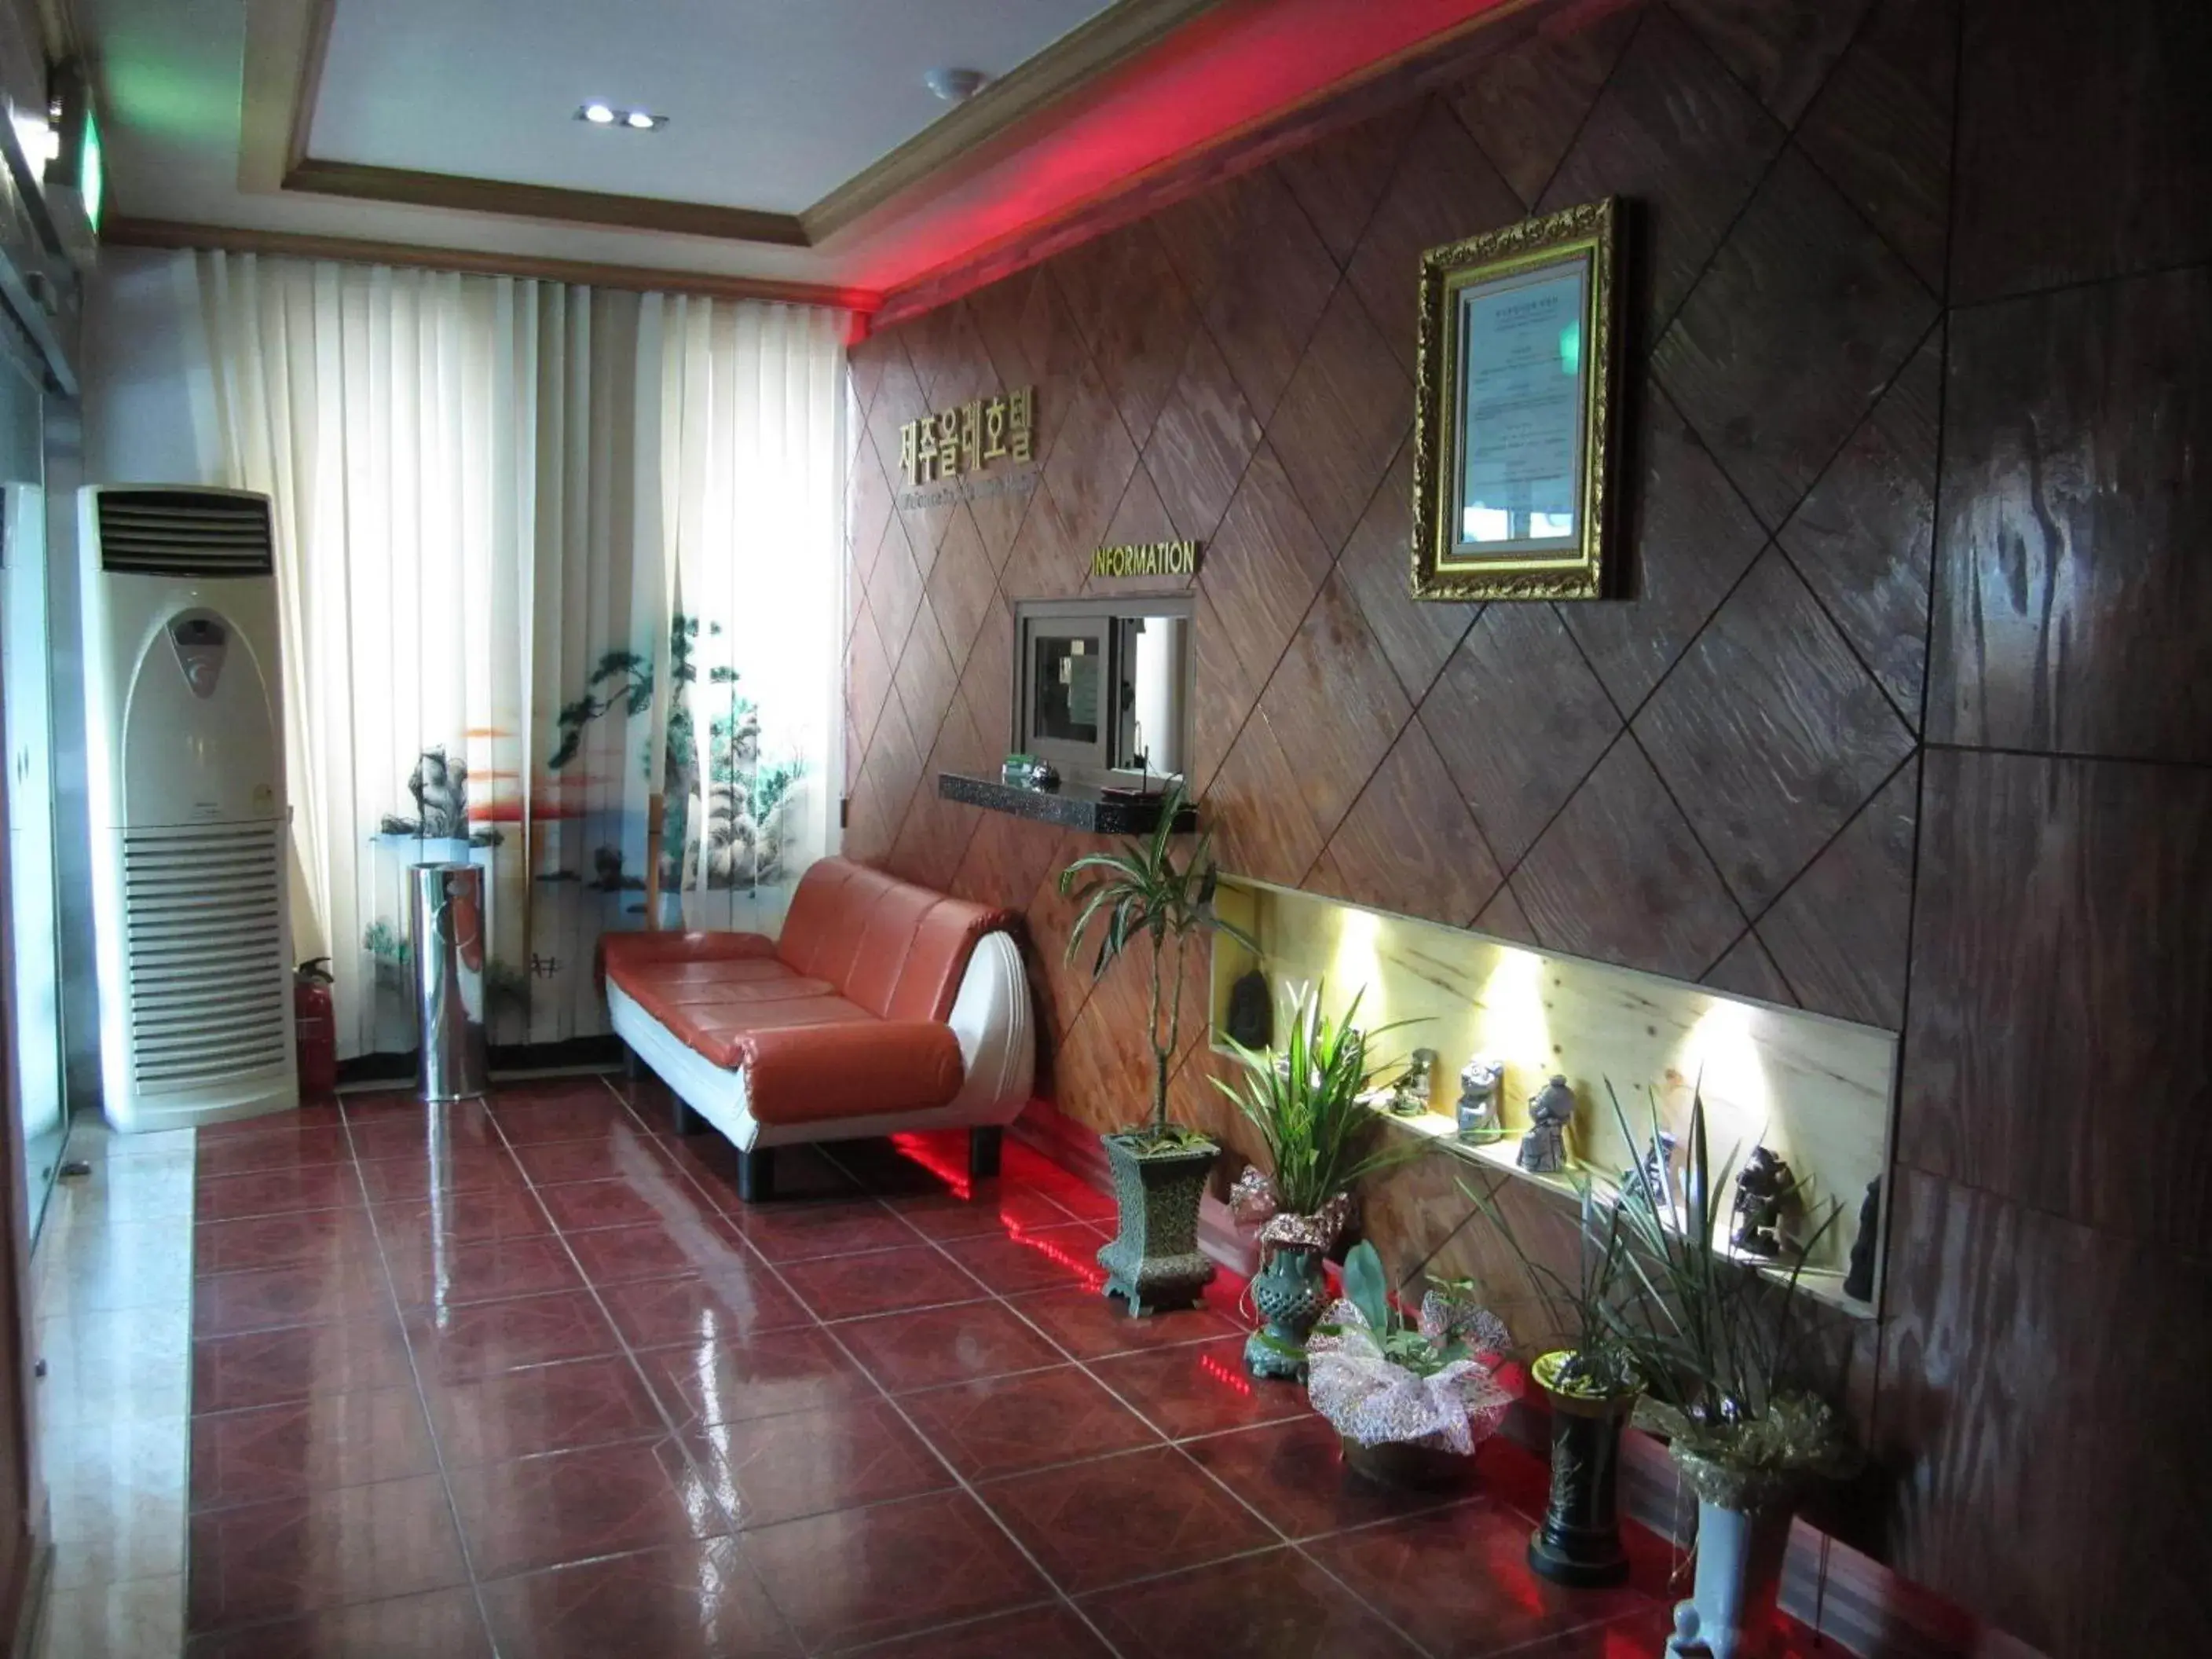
[1317,1241,1473,1378]
[1464,1170,1642,1400]
[1605,1082,1855,1501]
[1060,783,1255,1149]
[1213,984,1415,1215]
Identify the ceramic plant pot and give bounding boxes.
[1243,1241,1329,1379]
[1527,1350,1637,1588]
[1667,1494,1794,1658]
[1339,1433,1476,1494]
[1096,1132,1218,1315]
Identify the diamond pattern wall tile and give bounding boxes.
[864,342,930,506]
[1634,550,1914,914]
[1335,445,1477,704]
[1254,573,1414,837]
[1558,384,1768,716]
[1779,326,1939,727]
[958,596,1016,758]
[888,701,987,892]
[869,514,927,661]
[924,504,999,669]
[1654,145,1939,529]
[1139,328,1262,544]
[1472,880,1537,946]
[1266,281,1414,554]
[889,598,959,761]
[850,427,895,591]
[1196,442,1337,689]
[996,479,1086,604]
[1419,603,1622,868]
[1275,101,1423,266]
[1156,167,1341,426]
[967,262,1089,400]
[1202,715,1329,887]
[1448,1,1641,209]
[847,597,895,761]
[1702,929,1799,1005]
[1756,755,1916,1028]
[1053,224,1198,452]
[1671,0,1873,127]
[1308,723,1502,928]
[1187,588,1258,798]
[1928,266,2212,764]
[1345,99,1524,375]
[1897,749,2212,1256]
[902,298,996,410]
[1034,355,1141,570]
[1086,466,1192,599]
[846,693,925,864]
[967,475,1039,580]
[847,328,905,426]
[1538,5,1784,335]
[948,804,1070,914]
[1947,0,2212,304]
[1796,0,1956,294]
[1022,829,1108,1038]
[1513,738,1745,979]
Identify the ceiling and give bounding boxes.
[71,0,1528,307]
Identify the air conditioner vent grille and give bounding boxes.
[97,491,274,578]
[121,826,289,1085]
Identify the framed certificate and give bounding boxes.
[1411,197,1623,601]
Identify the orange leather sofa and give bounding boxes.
[599,858,1035,1200]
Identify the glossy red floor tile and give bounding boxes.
[983,1444,1276,1595]
[680,1141,858,1206]
[191,1256,395,1339]
[402,1288,621,1382]
[887,1182,1087,1241]
[689,1397,952,1529]
[935,1223,1111,1295]
[777,1244,987,1320]
[1008,1283,1243,1360]
[444,1437,728,1580]
[537,1175,708,1232]
[1302,1498,1653,1658]
[196,1163,365,1222]
[564,1215,758,1285]
[736,1489,1051,1652]
[194,1122,355,1177]
[380,1232,585,1307]
[1079,1546,1425,1658]
[182,1587,494,1658]
[192,1315,417,1415]
[1089,1337,1311,1439]
[195,1207,382,1278]
[1182,1415,1464,1540]
[511,1131,689,1188]
[354,1146,530,1206]
[851,1602,1115,1657]
[374,1185,555,1247]
[422,1353,666,1466]
[595,1266,814,1349]
[189,1387,439,1511]
[345,1099,504,1161]
[187,1473,469,1632]
[476,1537,800,1658]
[722,1199,924,1262]
[899,1363,1161,1481]
[634,1326,877,1430]
[490,1096,656,1146]
[831,1298,1064,1393]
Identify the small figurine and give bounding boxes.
[1455,1056,1504,1143]
[1518,1075,1574,1174]
[1844,1177,1881,1301]
[1381,1048,1437,1117]
[1225,969,1272,1050]
[1729,1146,1799,1258]
[1625,1129,1680,1215]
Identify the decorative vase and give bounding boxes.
[1096,1132,1218,1314]
[1526,1350,1636,1588]
[1339,1434,1476,1493]
[1243,1242,1329,1379]
[1666,1495,1794,1658]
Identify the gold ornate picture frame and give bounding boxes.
[1411,197,1622,601]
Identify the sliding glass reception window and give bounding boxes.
[1012,598,1193,786]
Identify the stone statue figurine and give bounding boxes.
[1380,1048,1438,1117]
[1625,1129,1680,1214]
[1518,1075,1575,1174]
[1455,1056,1504,1143]
[1844,1177,1882,1301]
[1729,1146,1799,1258]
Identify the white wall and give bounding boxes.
[83,246,216,486]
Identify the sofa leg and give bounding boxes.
[669,1094,705,1137]
[736,1144,776,1204]
[621,1043,645,1082]
[968,1126,1003,1182]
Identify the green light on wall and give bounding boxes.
[79,108,102,233]
[1558,320,1580,375]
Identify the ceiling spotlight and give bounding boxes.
[624,110,658,130]
[580,102,615,124]
[924,67,988,103]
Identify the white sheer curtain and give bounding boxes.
[180,251,844,1057]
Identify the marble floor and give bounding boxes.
[150,1074,1793,1657]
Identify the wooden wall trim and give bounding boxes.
[101,218,883,313]
[239,0,323,195]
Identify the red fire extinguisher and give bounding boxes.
[295,958,339,1097]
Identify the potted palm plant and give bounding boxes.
[1214,985,1412,1379]
[1302,1240,1515,1490]
[1611,1086,1855,1658]
[1060,784,1254,1314]
[1467,1172,1643,1588]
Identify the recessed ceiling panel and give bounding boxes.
[307,0,1116,213]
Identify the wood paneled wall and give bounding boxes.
[840,1,2212,1652]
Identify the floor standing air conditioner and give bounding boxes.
[80,485,297,1132]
